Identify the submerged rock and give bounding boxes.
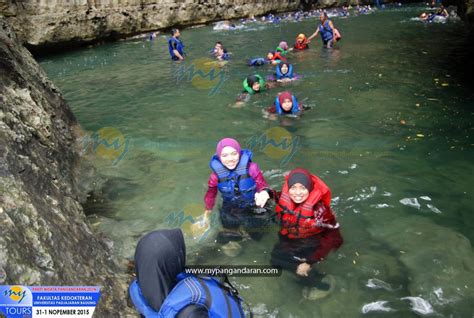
[0,18,133,315]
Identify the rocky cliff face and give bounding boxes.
[1,0,300,50]
[0,17,133,316]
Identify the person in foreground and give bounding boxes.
[270,168,343,296]
[201,138,274,243]
[129,229,246,317]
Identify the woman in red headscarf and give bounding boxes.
[270,168,343,278]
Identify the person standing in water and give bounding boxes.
[168,28,185,61]
[270,168,342,282]
[307,12,339,48]
[201,138,274,243]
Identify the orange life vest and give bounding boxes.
[294,39,309,50]
[276,174,336,239]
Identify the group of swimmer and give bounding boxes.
[130,138,343,317]
[130,10,346,318]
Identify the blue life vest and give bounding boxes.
[319,21,334,42]
[221,53,230,61]
[248,57,267,66]
[209,149,257,207]
[276,64,294,80]
[275,95,299,115]
[168,37,184,60]
[129,273,245,318]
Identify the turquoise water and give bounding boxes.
[39,5,473,317]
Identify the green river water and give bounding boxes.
[38,4,473,317]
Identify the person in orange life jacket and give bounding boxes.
[307,12,340,48]
[130,229,246,317]
[294,34,309,50]
[201,138,275,243]
[270,168,342,278]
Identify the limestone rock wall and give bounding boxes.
[0,17,133,316]
[2,0,300,49]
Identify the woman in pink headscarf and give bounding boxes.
[202,138,275,243]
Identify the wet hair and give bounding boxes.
[247,75,259,87]
[171,28,179,36]
[215,41,223,45]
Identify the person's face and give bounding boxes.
[320,13,326,23]
[289,183,309,204]
[297,38,303,43]
[282,98,293,111]
[174,30,181,37]
[216,47,224,56]
[220,146,240,170]
[215,43,222,50]
[267,52,274,60]
[252,82,261,92]
[280,64,289,74]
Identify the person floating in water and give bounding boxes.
[267,50,286,65]
[215,45,230,61]
[274,63,299,82]
[265,91,304,115]
[235,74,278,106]
[201,138,274,244]
[276,41,292,55]
[168,28,184,61]
[270,168,342,284]
[294,34,309,50]
[263,91,311,122]
[308,12,341,48]
[129,229,247,317]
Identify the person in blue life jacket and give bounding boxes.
[199,138,276,243]
[307,12,340,48]
[275,62,300,82]
[215,46,230,61]
[130,229,247,317]
[168,28,185,61]
[263,91,311,122]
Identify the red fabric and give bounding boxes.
[309,228,343,263]
[294,41,309,50]
[275,174,336,239]
[204,162,268,210]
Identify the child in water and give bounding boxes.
[201,138,274,243]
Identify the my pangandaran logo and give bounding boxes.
[164,203,217,242]
[3,286,27,304]
[172,58,228,96]
[82,127,129,165]
[247,127,300,166]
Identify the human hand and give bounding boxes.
[296,262,312,277]
[254,191,270,208]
